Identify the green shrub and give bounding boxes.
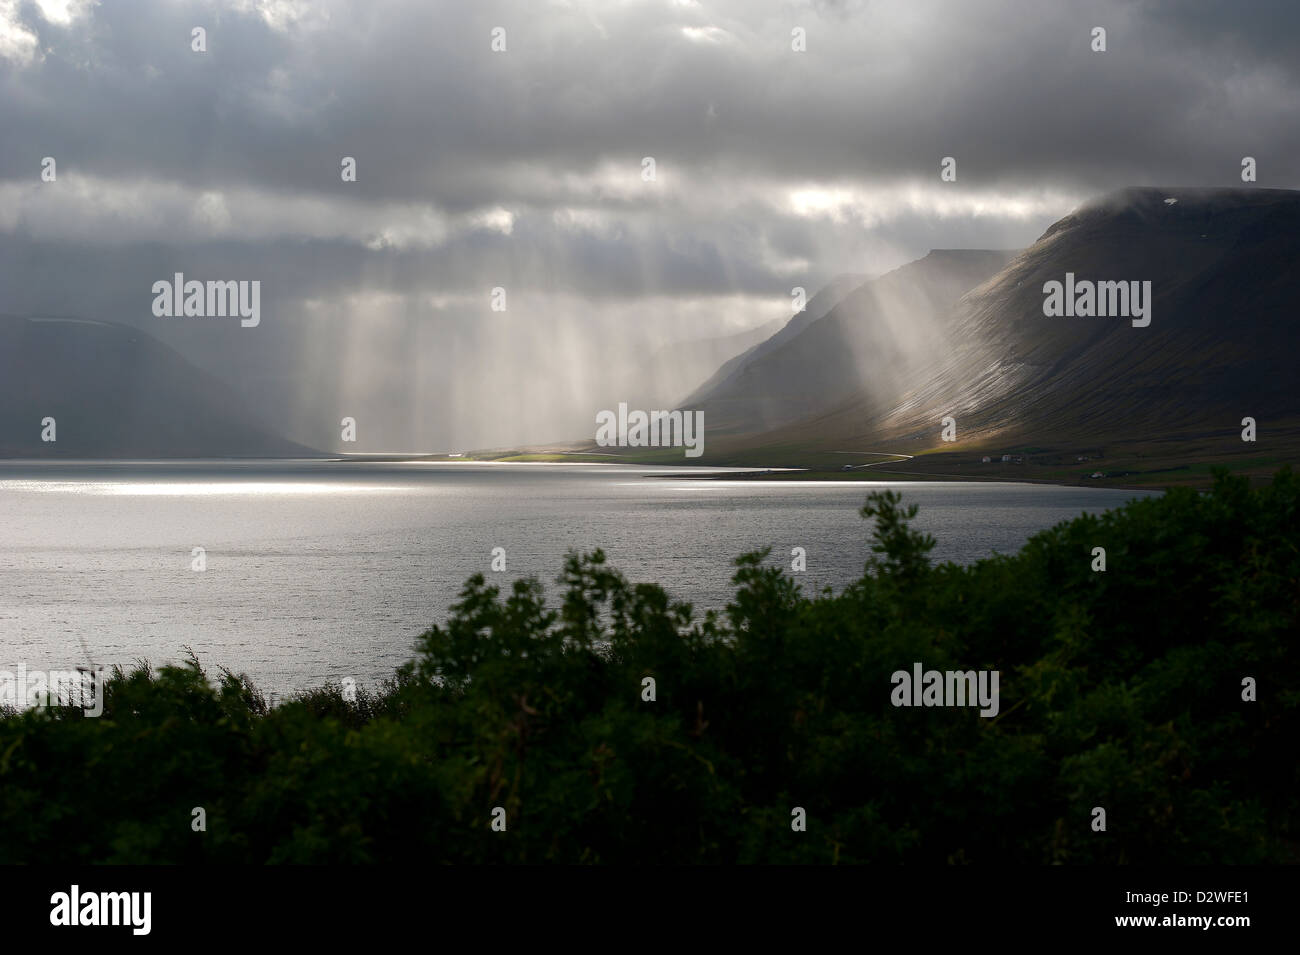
[0,469,1294,863]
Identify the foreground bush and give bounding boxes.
[1,469,1295,863]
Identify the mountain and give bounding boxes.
[887,187,1300,443]
[688,251,1014,434]
[703,187,1300,482]
[681,273,869,406]
[0,316,318,458]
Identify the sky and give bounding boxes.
[1,0,1297,451]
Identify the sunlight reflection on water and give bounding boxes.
[0,481,408,496]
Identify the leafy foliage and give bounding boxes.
[1,470,1295,863]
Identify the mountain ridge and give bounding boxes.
[0,314,320,458]
[607,187,1300,486]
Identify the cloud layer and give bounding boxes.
[2,0,1297,449]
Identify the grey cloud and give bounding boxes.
[0,0,1295,450]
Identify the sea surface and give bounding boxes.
[0,460,1158,699]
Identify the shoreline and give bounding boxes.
[666,468,1157,492]
[0,453,1279,493]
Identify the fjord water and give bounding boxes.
[0,461,1156,699]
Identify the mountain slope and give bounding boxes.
[712,187,1300,479]
[690,250,1014,435]
[0,316,319,457]
[681,273,869,406]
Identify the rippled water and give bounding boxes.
[0,460,1157,699]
